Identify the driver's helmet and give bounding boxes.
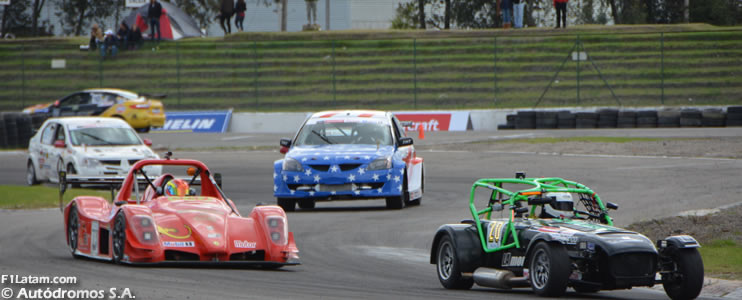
[541,192,574,218]
[165,179,189,196]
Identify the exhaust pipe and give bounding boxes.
[473,268,530,289]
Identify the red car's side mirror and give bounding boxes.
[143,138,153,146]
[54,140,66,148]
[279,146,289,154]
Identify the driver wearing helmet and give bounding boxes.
[539,192,574,218]
[164,179,189,196]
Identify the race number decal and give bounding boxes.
[486,221,507,249]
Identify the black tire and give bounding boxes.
[16,114,33,148]
[663,248,704,300]
[0,116,7,148]
[386,196,404,209]
[728,106,742,114]
[3,113,18,148]
[573,285,600,294]
[529,242,571,297]
[68,205,79,256]
[277,198,296,212]
[137,126,151,133]
[297,198,315,209]
[26,160,39,185]
[436,235,474,290]
[112,212,127,264]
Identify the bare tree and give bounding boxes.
[418,0,425,29]
[444,0,450,29]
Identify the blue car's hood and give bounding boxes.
[287,145,395,164]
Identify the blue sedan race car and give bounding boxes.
[274,110,424,210]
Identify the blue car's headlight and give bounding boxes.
[282,158,303,172]
[367,157,391,171]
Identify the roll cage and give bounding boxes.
[469,175,615,254]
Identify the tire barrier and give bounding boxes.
[0,112,49,149]
[500,106,740,130]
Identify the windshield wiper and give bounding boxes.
[312,130,333,144]
[78,132,115,145]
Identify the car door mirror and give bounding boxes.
[606,202,619,210]
[280,138,292,148]
[54,140,66,148]
[143,138,153,146]
[398,137,414,146]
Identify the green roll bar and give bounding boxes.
[469,177,613,253]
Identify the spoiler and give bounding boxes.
[138,93,168,99]
[58,171,201,212]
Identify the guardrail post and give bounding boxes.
[413,38,417,109]
[660,32,665,105]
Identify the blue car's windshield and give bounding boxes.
[295,121,393,146]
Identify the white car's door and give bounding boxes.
[35,122,59,180]
[48,123,69,182]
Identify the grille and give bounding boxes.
[101,160,120,165]
[164,250,200,261]
[340,164,361,171]
[610,253,656,277]
[229,250,265,261]
[309,165,330,172]
[128,159,139,165]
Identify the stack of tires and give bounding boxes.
[31,114,48,130]
[516,111,536,129]
[657,109,680,128]
[679,109,703,127]
[617,111,636,128]
[727,106,742,126]
[2,113,19,148]
[536,111,558,129]
[17,114,34,148]
[0,114,7,148]
[498,114,516,130]
[702,108,725,127]
[557,111,575,129]
[597,109,618,128]
[636,111,658,128]
[575,112,598,129]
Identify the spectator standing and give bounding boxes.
[101,30,118,59]
[89,23,103,51]
[148,0,163,41]
[220,0,234,35]
[554,0,568,28]
[306,0,318,25]
[235,0,246,32]
[513,0,525,28]
[501,0,513,29]
[116,22,130,50]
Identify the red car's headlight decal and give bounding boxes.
[265,216,288,246]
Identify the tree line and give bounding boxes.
[392,0,742,29]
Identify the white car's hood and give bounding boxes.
[74,145,155,160]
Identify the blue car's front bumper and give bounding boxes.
[274,166,405,199]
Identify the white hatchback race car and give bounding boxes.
[26,117,161,185]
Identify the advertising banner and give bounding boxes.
[153,110,232,133]
[125,0,147,8]
[393,111,471,132]
[0,0,10,6]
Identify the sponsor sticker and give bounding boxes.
[501,253,526,267]
[162,241,195,247]
[234,240,257,249]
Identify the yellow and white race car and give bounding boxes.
[22,88,165,132]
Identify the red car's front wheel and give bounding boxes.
[112,212,127,264]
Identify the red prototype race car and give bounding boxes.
[60,154,300,267]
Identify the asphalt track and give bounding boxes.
[1,129,740,299]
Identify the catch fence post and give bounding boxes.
[493,36,497,106]
[660,32,665,105]
[413,38,417,109]
[332,40,337,107]
[253,41,259,107]
[576,35,580,105]
[21,43,26,107]
[176,40,181,106]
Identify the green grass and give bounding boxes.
[1,25,741,111]
[0,185,112,209]
[699,239,742,280]
[495,137,673,144]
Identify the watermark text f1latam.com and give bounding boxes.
[2,275,77,285]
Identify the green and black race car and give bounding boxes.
[430,173,704,299]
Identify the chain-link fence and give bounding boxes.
[1,30,740,111]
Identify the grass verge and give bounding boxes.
[698,239,742,280]
[493,136,673,144]
[0,185,112,209]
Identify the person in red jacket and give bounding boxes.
[554,0,568,28]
